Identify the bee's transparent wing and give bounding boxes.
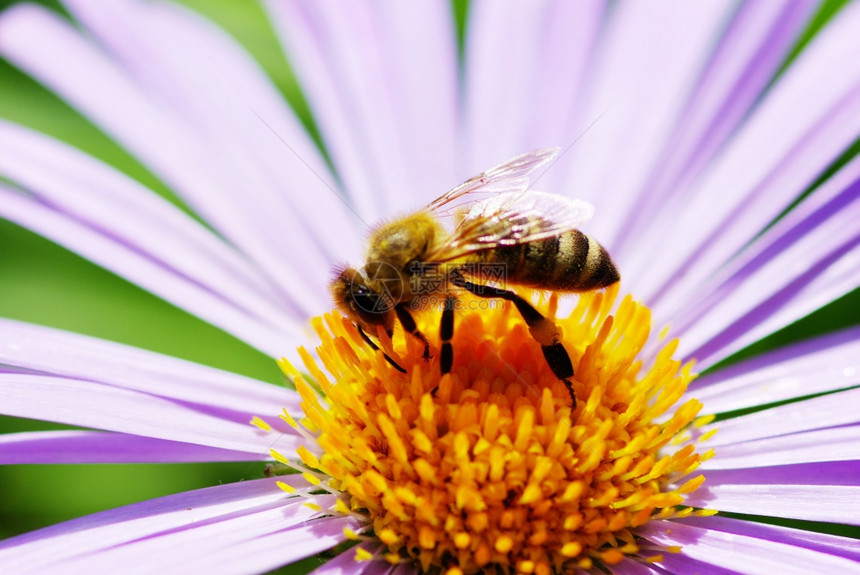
[425,148,560,214]
[426,191,595,263]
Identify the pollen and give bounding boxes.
[279,286,713,572]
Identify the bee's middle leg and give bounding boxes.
[450,273,576,407]
[440,296,456,374]
[395,303,432,360]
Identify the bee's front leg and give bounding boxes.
[356,324,407,373]
[394,303,432,361]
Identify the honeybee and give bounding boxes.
[330,148,619,406]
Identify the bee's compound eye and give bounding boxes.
[351,285,394,315]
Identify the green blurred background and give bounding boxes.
[0,0,857,549]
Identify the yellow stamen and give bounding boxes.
[278,287,711,572]
[249,416,272,431]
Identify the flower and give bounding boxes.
[1,0,860,574]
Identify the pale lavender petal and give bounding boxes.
[0,5,329,312]
[555,0,734,241]
[311,543,388,575]
[0,319,299,421]
[464,1,554,170]
[266,0,458,215]
[609,558,666,575]
[702,425,860,469]
[687,461,860,524]
[521,1,605,158]
[0,121,306,336]
[631,1,860,308]
[0,476,299,552]
[685,482,860,525]
[374,0,460,206]
[61,0,361,267]
[698,388,860,447]
[675,515,860,563]
[57,511,354,575]
[0,476,353,574]
[670,158,860,365]
[0,374,300,455]
[0,431,265,464]
[613,1,817,255]
[0,184,301,358]
[643,553,737,575]
[639,519,860,574]
[685,326,860,414]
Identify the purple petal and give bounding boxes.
[374,0,461,205]
[698,388,860,447]
[555,0,734,241]
[464,1,567,170]
[0,125,310,355]
[0,186,307,357]
[512,0,607,160]
[266,0,458,215]
[0,4,340,308]
[688,462,860,524]
[639,518,860,574]
[0,373,301,455]
[0,318,300,422]
[702,425,860,469]
[0,476,300,552]
[675,515,860,563]
[0,431,264,464]
[671,157,860,365]
[56,513,354,575]
[613,1,816,256]
[644,552,741,575]
[608,558,666,575]
[61,0,361,268]
[0,475,355,574]
[311,543,390,575]
[686,326,860,413]
[628,1,860,305]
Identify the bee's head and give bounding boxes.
[329,266,396,336]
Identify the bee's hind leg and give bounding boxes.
[356,324,407,373]
[450,273,576,408]
[394,303,432,361]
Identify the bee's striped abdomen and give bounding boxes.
[474,230,619,292]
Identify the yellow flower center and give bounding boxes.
[277,286,714,573]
